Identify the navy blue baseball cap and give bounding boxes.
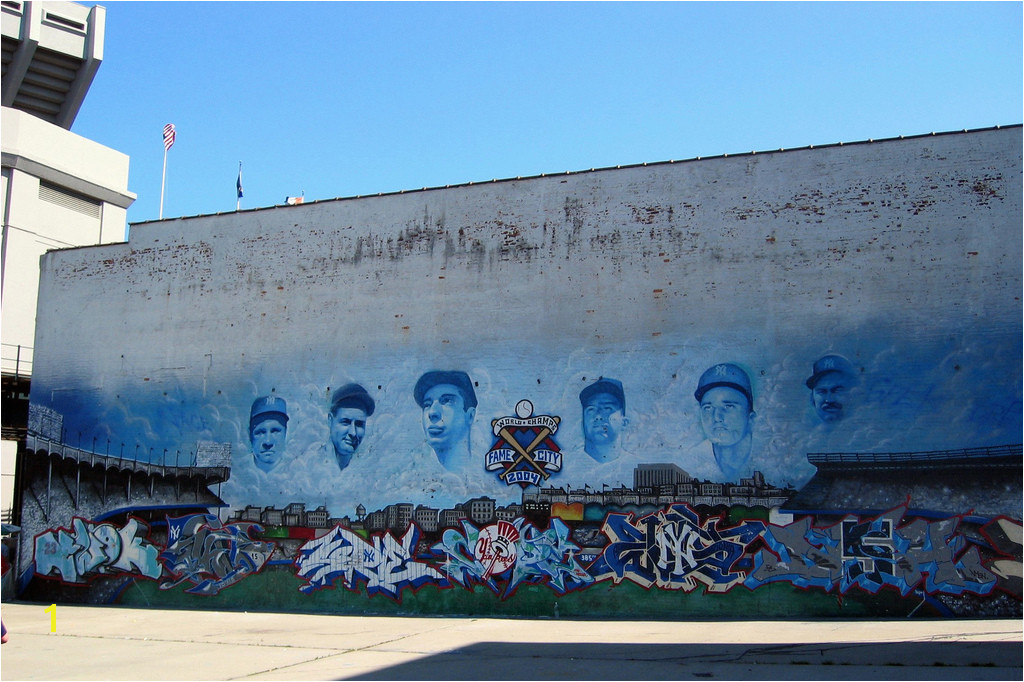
[806,354,858,389]
[414,370,477,408]
[579,378,625,412]
[330,383,375,416]
[250,395,288,430]
[694,363,753,408]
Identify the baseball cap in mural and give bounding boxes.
[579,377,625,412]
[694,363,754,408]
[330,383,375,416]
[250,395,288,430]
[414,370,478,409]
[805,354,858,389]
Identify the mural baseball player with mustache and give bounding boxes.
[806,354,859,424]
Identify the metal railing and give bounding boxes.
[0,343,33,378]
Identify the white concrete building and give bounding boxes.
[1,1,135,524]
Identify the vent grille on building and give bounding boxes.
[38,180,101,218]
[1,35,18,78]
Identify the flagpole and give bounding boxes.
[159,146,168,219]
[236,161,242,211]
[160,123,175,220]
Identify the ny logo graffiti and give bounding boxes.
[589,504,764,592]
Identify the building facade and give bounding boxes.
[13,125,1023,619]
[1,1,135,535]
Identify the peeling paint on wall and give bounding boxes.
[19,127,1023,618]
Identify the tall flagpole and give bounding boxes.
[160,123,175,219]
[159,145,168,220]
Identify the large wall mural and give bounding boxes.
[22,505,1022,617]
[15,127,1023,618]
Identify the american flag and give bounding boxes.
[163,123,176,151]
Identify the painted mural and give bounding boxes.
[15,127,1023,618]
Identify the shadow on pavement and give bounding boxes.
[343,641,1023,681]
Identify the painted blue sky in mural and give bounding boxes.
[69,1,1023,227]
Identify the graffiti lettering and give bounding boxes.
[654,518,700,576]
[431,518,593,598]
[160,514,274,596]
[981,517,1023,598]
[842,516,897,592]
[433,521,497,593]
[508,518,592,596]
[34,517,162,584]
[747,506,998,596]
[588,504,765,592]
[295,524,444,599]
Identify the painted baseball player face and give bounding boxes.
[699,386,754,446]
[421,383,476,453]
[582,392,627,447]
[329,407,368,459]
[250,417,287,471]
[811,372,848,422]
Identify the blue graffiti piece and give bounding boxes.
[657,505,764,588]
[588,512,651,585]
[506,518,593,597]
[590,504,764,592]
[840,515,897,594]
[430,521,501,594]
[744,507,998,597]
[428,518,591,598]
[749,518,865,593]
[34,525,85,582]
[747,517,840,592]
[762,517,845,591]
[33,517,162,584]
[159,515,273,596]
[166,514,219,546]
[171,526,270,595]
[900,518,995,596]
[109,519,163,579]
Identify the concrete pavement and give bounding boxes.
[0,601,1020,680]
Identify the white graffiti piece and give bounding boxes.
[34,517,162,583]
[159,515,274,596]
[295,524,445,599]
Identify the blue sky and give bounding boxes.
[72,1,1023,227]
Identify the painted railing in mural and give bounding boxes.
[23,432,231,525]
[24,432,230,483]
[807,444,1022,466]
